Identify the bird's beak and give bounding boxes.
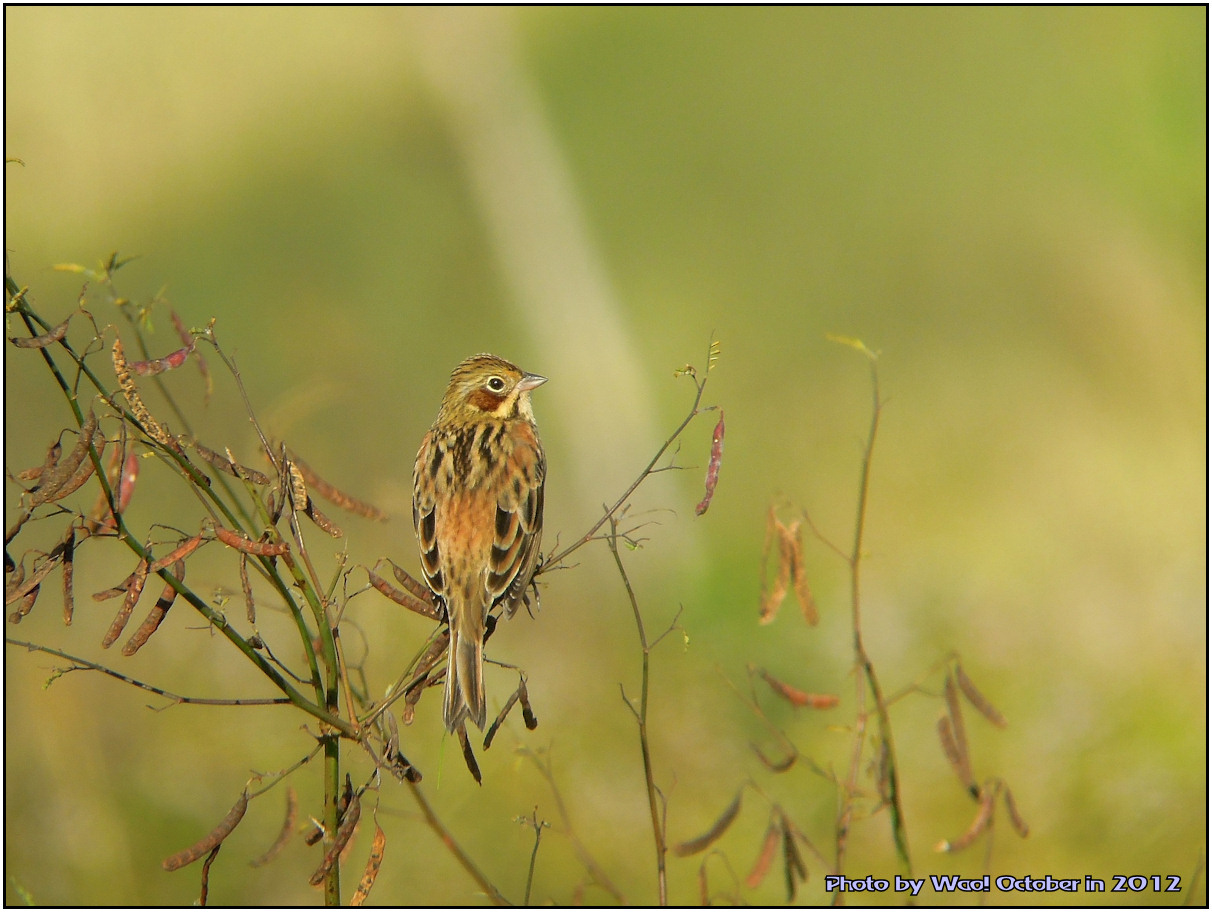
[517,373,547,392]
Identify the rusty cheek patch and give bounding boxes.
[468,389,507,413]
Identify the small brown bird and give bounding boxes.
[413,354,547,732]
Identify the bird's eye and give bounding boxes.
[486,376,506,393]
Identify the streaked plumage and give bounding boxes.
[413,354,546,731]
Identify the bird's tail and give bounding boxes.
[443,599,486,732]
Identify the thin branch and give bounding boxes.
[545,369,711,570]
[605,515,667,906]
[6,637,292,707]
[405,779,511,906]
[831,343,912,902]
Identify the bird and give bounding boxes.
[412,354,547,732]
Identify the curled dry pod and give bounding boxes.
[162,790,249,871]
[672,789,742,857]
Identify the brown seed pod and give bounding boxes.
[943,674,974,793]
[936,784,996,853]
[303,500,343,539]
[62,525,76,625]
[162,790,249,871]
[956,663,1008,728]
[191,442,270,485]
[518,678,538,730]
[745,822,780,890]
[780,812,807,901]
[757,667,838,710]
[457,726,482,785]
[937,715,976,795]
[17,437,63,482]
[349,821,386,907]
[249,787,298,868]
[483,687,522,750]
[198,845,221,906]
[122,560,184,656]
[113,338,176,448]
[750,742,796,774]
[6,554,61,606]
[672,789,743,857]
[212,525,289,556]
[30,410,98,507]
[9,314,71,349]
[239,552,255,625]
[789,522,817,626]
[170,309,212,405]
[309,793,361,886]
[1003,786,1030,838]
[288,452,387,521]
[149,535,204,573]
[8,584,40,624]
[101,556,150,648]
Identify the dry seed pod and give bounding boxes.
[745,822,780,889]
[213,525,289,556]
[483,688,522,750]
[288,461,308,513]
[122,560,184,656]
[672,789,742,857]
[93,571,137,602]
[249,787,298,868]
[937,715,976,794]
[288,452,387,521]
[750,742,796,774]
[1003,786,1029,838]
[9,314,71,349]
[789,522,818,626]
[303,500,343,538]
[150,535,204,573]
[695,409,725,516]
[101,556,150,648]
[936,784,996,853]
[309,793,361,886]
[389,560,433,603]
[9,584,40,624]
[350,821,386,906]
[6,554,61,606]
[956,663,1008,728]
[943,674,972,785]
[191,442,270,485]
[62,526,76,625]
[239,552,255,625]
[780,813,807,901]
[30,410,98,507]
[127,339,196,376]
[170,309,212,405]
[457,726,482,784]
[17,437,63,482]
[759,508,790,624]
[163,790,249,871]
[368,566,440,620]
[757,667,838,710]
[518,678,538,730]
[113,338,174,447]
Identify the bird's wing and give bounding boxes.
[488,432,545,615]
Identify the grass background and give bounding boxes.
[5,7,1205,905]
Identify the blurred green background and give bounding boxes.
[5,7,1205,906]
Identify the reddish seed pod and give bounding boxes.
[695,409,725,516]
[213,525,289,556]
